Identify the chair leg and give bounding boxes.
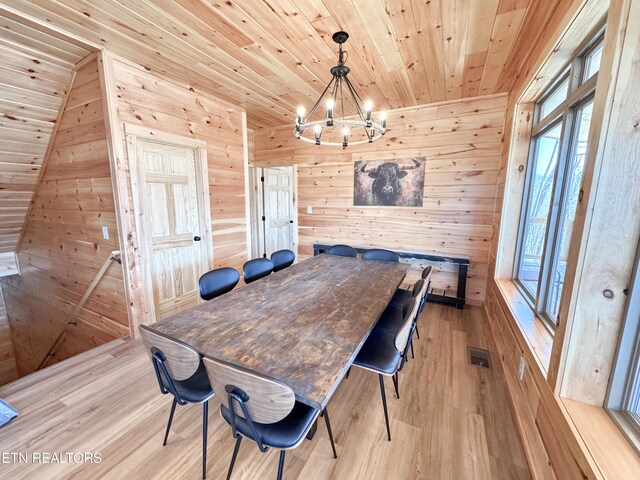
[378,374,391,441]
[415,325,420,340]
[410,340,415,359]
[202,400,208,480]
[392,372,400,399]
[322,408,338,459]
[345,367,351,379]
[226,436,242,480]
[163,397,178,446]
[277,450,286,480]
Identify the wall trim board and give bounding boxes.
[242,112,252,258]
[98,50,151,337]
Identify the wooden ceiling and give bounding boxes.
[0,0,537,129]
[0,10,92,253]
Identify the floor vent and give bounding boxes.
[469,347,491,369]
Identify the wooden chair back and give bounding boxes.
[203,357,295,424]
[395,297,419,352]
[139,326,201,381]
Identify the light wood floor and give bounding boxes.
[0,304,531,479]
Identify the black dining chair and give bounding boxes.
[271,249,295,272]
[326,244,358,258]
[389,266,431,308]
[198,267,240,301]
[243,258,274,284]
[376,279,425,335]
[139,326,214,480]
[202,357,338,480]
[352,297,418,441]
[362,248,400,262]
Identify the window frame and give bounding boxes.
[607,239,640,454]
[513,31,604,330]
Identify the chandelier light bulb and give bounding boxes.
[364,100,373,122]
[314,125,322,144]
[380,111,387,129]
[326,99,335,120]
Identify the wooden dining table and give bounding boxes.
[147,254,409,410]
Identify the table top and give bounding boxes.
[148,254,409,409]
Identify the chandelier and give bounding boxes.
[293,31,387,147]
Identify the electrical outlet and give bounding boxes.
[102,226,109,240]
[518,356,525,380]
[307,205,313,214]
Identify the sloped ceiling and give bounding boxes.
[0,10,92,253]
[0,0,555,129]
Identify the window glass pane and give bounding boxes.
[518,123,562,298]
[545,101,593,320]
[582,42,603,83]
[540,79,569,120]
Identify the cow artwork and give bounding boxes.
[353,157,425,207]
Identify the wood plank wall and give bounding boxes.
[483,0,623,478]
[0,57,129,378]
[111,57,248,273]
[254,94,507,305]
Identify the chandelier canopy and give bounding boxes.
[293,31,387,147]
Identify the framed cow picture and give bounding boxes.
[353,157,425,207]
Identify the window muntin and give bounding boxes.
[514,33,603,328]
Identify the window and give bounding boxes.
[607,242,640,453]
[514,32,604,328]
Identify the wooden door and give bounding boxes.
[264,167,294,256]
[139,140,208,319]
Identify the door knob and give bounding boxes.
[193,236,201,242]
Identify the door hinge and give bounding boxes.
[260,176,264,182]
[261,216,266,221]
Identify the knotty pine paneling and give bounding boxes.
[0,11,92,253]
[0,57,128,378]
[4,0,541,129]
[255,94,508,305]
[112,58,248,273]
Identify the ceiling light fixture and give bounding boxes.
[293,31,387,147]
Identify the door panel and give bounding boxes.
[264,167,294,257]
[140,140,206,319]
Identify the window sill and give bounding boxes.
[560,398,640,479]
[494,279,553,375]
